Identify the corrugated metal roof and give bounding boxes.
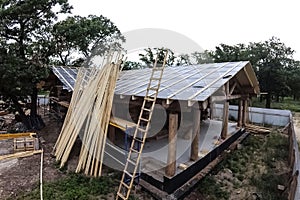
[52,66,78,91]
[52,61,259,103]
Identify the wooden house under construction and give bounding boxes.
[50,61,260,198]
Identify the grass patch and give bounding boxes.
[252,97,300,112]
[197,176,230,200]
[196,131,289,200]
[16,173,118,200]
[249,132,289,200]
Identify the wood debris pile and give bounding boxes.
[245,124,271,134]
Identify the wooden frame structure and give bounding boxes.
[111,61,259,191]
[50,61,260,195]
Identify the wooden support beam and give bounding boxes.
[131,95,137,100]
[210,101,215,119]
[166,98,173,105]
[242,98,249,126]
[201,100,208,110]
[221,100,229,139]
[162,99,170,109]
[210,94,241,102]
[245,99,249,124]
[165,113,178,177]
[229,81,237,95]
[243,67,254,87]
[237,99,243,127]
[190,109,201,161]
[221,82,229,139]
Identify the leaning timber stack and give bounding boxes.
[53,52,122,177]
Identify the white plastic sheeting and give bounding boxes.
[213,104,291,126]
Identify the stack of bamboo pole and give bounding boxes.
[53,52,122,177]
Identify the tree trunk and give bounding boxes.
[266,93,271,108]
[11,97,32,130]
[275,95,280,102]
[31,87,38,117]
[30,87,45,130]
[260,95,263,102]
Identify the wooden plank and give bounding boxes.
[40,149,43,200]
[0,150,42,160]
[0,132,36,140]
[109,117,136,131]
[165,113,178,177]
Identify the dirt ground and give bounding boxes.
[0,113,65,199]
[0,111,298,199]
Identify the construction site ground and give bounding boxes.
[0,112,296,200]
[0,114,66,199]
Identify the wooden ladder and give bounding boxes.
[116,51,168,200]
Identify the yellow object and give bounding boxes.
[0,149,42,161]
[0,132,36,140]
[109,117,136,131]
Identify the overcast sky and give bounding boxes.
[68,0,300,60]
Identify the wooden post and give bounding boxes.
[221,100,229,139]
[242,98,248,126]
[221,83,229,139]
[210,102,215,119]
[237,99,243,127]
[191,109,201,161]
[165,113,178,177]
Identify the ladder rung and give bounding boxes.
[153,67,163,71]
[148,87,158,91]
[133,137,144,143]
[117,192,127,200]
[144,97,155,102]
[121,181,130,189]
[130,147,140,153]
[124,170,133,178]
[127,158,136,165]
[150,77,160,81]
[142,108,151,112]
[140,117,149,122]
[137,127,146,132]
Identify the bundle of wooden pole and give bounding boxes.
[53,52,122,177]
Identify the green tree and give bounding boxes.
[122,61,142,70]
[213,43,249,63]
[211,37,295,108]
[191,50,214,64]
[52,15,124,66]
[286,60,300,100]
[0,0,72,129]
[174,54,191,66]
[139,47,175,67]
